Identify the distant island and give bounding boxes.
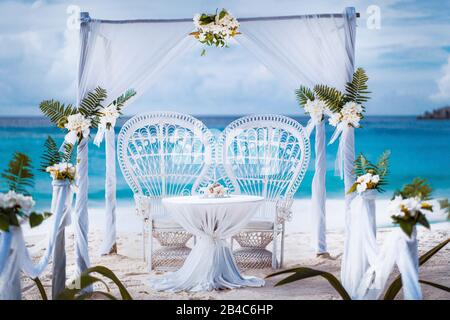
[418,106,450,120]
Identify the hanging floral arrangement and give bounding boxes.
[191,9,240,55]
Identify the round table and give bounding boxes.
[148,195,265,292]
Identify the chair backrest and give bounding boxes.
[217,114,310,220]
[117,112,215,212]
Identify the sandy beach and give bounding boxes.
[21,199,450,300]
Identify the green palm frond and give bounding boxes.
[295,86,315,107]
[313,84,344,113]
[376,150,391,178]
[109,89,136,112]
[39,100,76,128]
[61,143,74,163]
[395,177,432,201]
[78,87,107,129]
[1,152,34,195]
[344,67,370,105]
[39,136,74,171]
[39,136,61,172]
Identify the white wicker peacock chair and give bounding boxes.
[117,111,215,271]
[217,114,310,269]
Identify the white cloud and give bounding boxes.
[431,56,450,102]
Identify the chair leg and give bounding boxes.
[148,228,153,272]
[272,229,278,269]
[280,223,285,268]
[142,219,146,262]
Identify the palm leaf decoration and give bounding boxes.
[394,177,432,201]
[344,67,370,105]
[313,84,344,113]
[78,87,108,129]
[295,86,315,107]
[39,136,74,172]
[348,150,390,194]
[109,89,136,113]
[39,100,77,129]
[313,67,370,114]
[1,152,34,195]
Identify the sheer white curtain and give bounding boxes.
[76,18,195,266]
[237,8,357,254]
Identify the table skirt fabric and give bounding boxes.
[149,195,266,292]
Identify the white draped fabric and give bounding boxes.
[356,228,422,300]
[100,128,117,255]
[73,138,90,276]
[343,190,378,298]
[77,8,357,258]
[237,8,357,253]
[149,195,265,292]
[0,180,72,300]
[310,122,327,253]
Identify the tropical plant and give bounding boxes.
[390,178,433,237]
[295,86,316,107]
[1,152,34,195]
[347,150,390,194]
[39,86,107,130]
[39,136,74,172]
[31,265,133,300]
[0,153,51,232]
[99,89,136,129]
[314,67,370,114]
[267,237,450,300]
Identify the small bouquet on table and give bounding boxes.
[201,183,229,198]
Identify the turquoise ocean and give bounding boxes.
[0,116,449,209]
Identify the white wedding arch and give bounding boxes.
[76,6,357,280]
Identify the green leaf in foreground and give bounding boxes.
[419,280,450,293]
[266,267,351,300]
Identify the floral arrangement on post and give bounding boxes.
[191,9,240,55]
[314,68,370,132]
[389,178,433,237]
[40,136,76,181]
[94,89,136,146]
[347,150,390,194]
[296,86,331,134]
[0,152,50,232]
[39,87,107,145]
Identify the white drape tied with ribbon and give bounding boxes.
[329,123,352,179]
[62,128,90,151]
[356,227,422,300]
[73,137,91,276]
[341,189,378,298]
[50,179,74,298]
[309,120,327,253]
[99,127,117,255]
[0,179,73,300]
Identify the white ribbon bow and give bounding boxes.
[328,122,349,179]
[94,118,117,147]
[60,128,90,152]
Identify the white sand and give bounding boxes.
[21,199,450,300]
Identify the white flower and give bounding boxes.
[371,175,380,184]
[328,113,342,127]
[0,190,35,213]
[388,195,404,216]
[401,197,421,213]
[46,162,76,180]
[357,183,367,194]
[65,113,91,133]
[304,99,328,124]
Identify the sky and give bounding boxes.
[0,0,450,116]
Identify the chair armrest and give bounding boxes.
[134,194,151,220]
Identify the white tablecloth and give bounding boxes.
[148,195,265,292]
